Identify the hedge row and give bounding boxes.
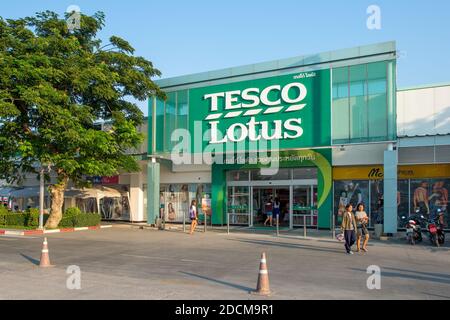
[0,207,101,229]
[59,210,101,228]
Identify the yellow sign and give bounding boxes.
[333,164,450,180]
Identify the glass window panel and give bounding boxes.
[368,79,386,95]
[160,184,190,223]
[293,168,317,180]
[368,61,388,141]
[227,170,249,182]
[147,100,153,153]
[332,97,350,142]
[410,179,449,225]
[177,90,188,131]
[337,83,348,98]
[332,85,338,99]
[155,98,165,153]
[350,81,365,97]
[386,60,397,141]
[430,179,449,227]
[251,168,291,181]
[370,180,384,227]
[350,94,368,140]
[397,179,409,227]
[332,67,349,143]
[349,64,368,141]
[165,92,176,152]
[227,186,250,225]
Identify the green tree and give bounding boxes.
[0,11,164,228]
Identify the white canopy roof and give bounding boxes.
[64,186,123,199]
[6,186,123,199]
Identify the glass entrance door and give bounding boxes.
[226,186,250,225]
[252,187,290,227]
[292,185,318,227]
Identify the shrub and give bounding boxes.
[73,213,101,227]
[58,208,101,228]
[26,207,40,215]
[0,207,99,229]
[0,205,9,215]
[26,212,49,227]
[5,212,27,226]
[64,207,82,216]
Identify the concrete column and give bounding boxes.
[147,160,160,225]
[383,144,398,234]
[129,172,144,222]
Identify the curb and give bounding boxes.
[0,225,112,236]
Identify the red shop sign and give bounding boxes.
[101,176,119,184]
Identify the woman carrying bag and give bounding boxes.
[340,204,358,255]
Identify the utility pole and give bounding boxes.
[39,166,45,230]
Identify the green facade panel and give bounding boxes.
[211,149,333,228]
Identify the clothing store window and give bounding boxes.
[160,183,211,223]
[334,180,369,224]
[410,179,449,225]
[370,180,384,227]
[397,179,409,227]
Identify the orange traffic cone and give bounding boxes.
[251,252,271,296]
[39,237,52,267]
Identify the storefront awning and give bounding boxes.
[9,187,49,198]
[0,187,16,197]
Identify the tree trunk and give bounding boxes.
[45,176,69,229]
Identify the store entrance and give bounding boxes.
[252,187,290,227]
[226,168,319,229]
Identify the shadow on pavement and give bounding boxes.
[20,253,39,266]
[351,267,450,285]
[420,292,450,299]
[180,271,254,293]
[228,238,343,255]
[383,267,450,281]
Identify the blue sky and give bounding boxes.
[2,0,450,115]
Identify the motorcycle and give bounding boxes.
[427,208,445,247]
[402,210,424,245]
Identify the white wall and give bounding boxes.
[159,164,211,184]
[332,144,388,166]
[397,85,450,137]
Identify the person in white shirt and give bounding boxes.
[355,203,369,252]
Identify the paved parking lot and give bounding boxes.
[1,227,450,300]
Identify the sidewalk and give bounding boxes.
[106,221,412,244]
[0,225,112,236]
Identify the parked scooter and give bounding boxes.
[402,210,424,245]
[427,208,445,247]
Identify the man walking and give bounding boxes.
[341,204,358,255]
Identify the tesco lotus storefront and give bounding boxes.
[146,42,399,232]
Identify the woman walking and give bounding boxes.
[273,197,281,225]
[189,199,198,235]
[355,203,370,252]
[264,196,274,227]
[341,204,358,255]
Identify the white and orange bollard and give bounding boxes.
[251,252,271,296]
[39,237,52,268]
